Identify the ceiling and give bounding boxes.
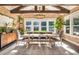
[3,5,77,11]
[0,4,79,18]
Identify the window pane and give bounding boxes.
[33,21,39,25]
[26,27,31,31]
[49,27,54,31]
[73,26,79,36]
[41,27,46,31]
[26,21,31,25]
[66,26,70,33]
[65,19,70,34]
[49,21,54,26]
[34,27,39,31]
[65,20,70,25]
[41,21,46,26]
[73,18,79,25]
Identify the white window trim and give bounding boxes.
[24,18,56,33]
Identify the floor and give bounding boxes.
[0,39,79,55]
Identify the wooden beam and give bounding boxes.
[35,6,37,11]
[10,5,70,13]
[10,10,70,13]
[54,6,70,13]
[42,6,45,11]
[71,6,79,13]
[10,5,26,13]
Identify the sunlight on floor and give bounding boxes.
[10,50,18,54]
[17,41,26,46]
[62,43,78,54]
[55,42,78,54]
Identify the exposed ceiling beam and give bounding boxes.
[11,10,70,13]
[70,6,79,13]
[10,5,28,13]
[10,5,70,13]
[54,6,70,13]
[42,6,45,11]
[35,6,37,11]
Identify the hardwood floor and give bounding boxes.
[0,39,79,55]
[0,40,79,55]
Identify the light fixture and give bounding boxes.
[34,14,45,19]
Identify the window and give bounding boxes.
[73,18,79,36]
[26,21,31,25]
[26,27,31,31]
[33,21,39,31]
[41,21,47,31]
[49,21,54,31]
[25,20,54,32]
[26,21,31,32]
[65,19,70,34]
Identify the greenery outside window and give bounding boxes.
[49,21,54,31]
[26,21,31,32]
[41,21,47,32]
[65,19,70,34]
[73,18,79,36]
[33,21,39,32]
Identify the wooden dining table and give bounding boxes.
[23,33,59,48]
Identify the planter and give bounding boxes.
[0,32,17,49]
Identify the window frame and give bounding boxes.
[24,18,55,33]
[73,18,79,36]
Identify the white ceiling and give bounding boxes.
[21,6,34,10]
[45,6,60,11]
[62,6,77,10]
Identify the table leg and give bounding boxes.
[26,37,30,48]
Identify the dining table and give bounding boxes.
[23,32,59,48]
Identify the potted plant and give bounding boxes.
[0,27,6,34]
[18,16,24,35]
[0,27,6,41]
[55,16,64,42]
